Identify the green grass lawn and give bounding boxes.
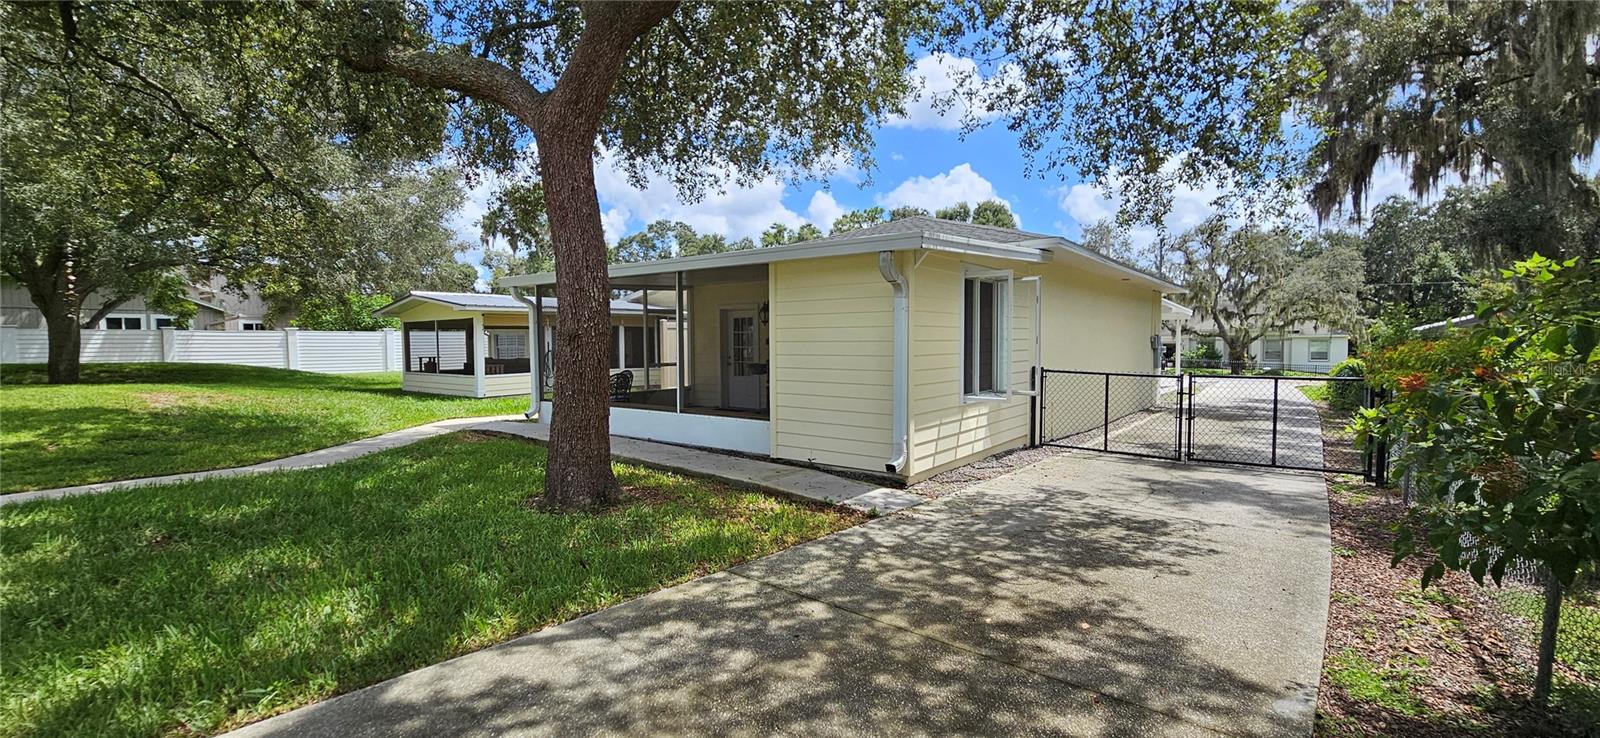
[0,363,528,493]
[0,432,862,738]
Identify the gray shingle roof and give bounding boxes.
[803,215,1059,245]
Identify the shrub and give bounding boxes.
[1182,343,1223,366]
[1326,357,1367,411]
[1356,254,1600,706]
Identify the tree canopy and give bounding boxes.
[1174,218,1363,369]
[1299,2,1600,220]
[0,1,450,381]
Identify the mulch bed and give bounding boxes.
[1316,475,1592,737]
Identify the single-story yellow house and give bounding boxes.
[495,216,1182,484]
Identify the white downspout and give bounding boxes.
[878,251,909,475]
[511,286,542,421]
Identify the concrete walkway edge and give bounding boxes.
[0,414,529,506]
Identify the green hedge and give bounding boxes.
[1327,357,1367,411]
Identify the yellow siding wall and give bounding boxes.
[688,280,768,408]
[904,253,1161,481]
[768,254,895,472]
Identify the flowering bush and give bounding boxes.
[1357,255,1599,702]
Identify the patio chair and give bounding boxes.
[609,370,633,402]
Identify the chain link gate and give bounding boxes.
[1038,369,1183,461]
[1037,368,1386,482]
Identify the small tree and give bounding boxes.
[971,199,1017,228]
[830,207,887,235]
[1360,255,1599,707]
[760,222,822,247]
[889,205,929,220]
[293,294,401,332]
[934,202,972,222]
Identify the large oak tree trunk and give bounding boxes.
[537,127,621,509]
[343,1,677,510]
[42,303,82,384]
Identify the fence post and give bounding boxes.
[380,328,397,371]
[1102,373,1111,451]
[159,326,176,363]
[1270,376,1280,466]
[282,327,299,370]
[1173,373,1185,461]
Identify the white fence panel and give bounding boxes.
[298,330,388,373]
[2,327,400,374]
[169,330,286,368]
[81,330,163,363]
[0,328,49,363]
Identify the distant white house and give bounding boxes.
[1165,306,1352,372]
[1,274,277,331]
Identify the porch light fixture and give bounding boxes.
[759,301,769,325]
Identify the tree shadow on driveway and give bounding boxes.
[233,450,1330,738]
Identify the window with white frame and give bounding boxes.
[1309,338,1331,363]
[1262,336,1284,364]
[102,315,143,330]
[961,270,1010,398]
[241,321,266,331]
[487,329,528,360]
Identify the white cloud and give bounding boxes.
[806,191,847,229]
[876,163,1006,212]
[593,151,801,241]
[887,53,1016,132]
[600,207,630,244]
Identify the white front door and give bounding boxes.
[723,309,761,410]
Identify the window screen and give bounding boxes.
[962,275,1008,396]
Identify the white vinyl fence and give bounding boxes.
[0,327,402,374]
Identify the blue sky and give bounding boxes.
[447,53,1449,285]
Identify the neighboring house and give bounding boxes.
[494,216,1181,484]
[0,274,277,331]
[1170,309,1352,372]
[373,291,672,399]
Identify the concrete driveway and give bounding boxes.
[230,452,1330,738]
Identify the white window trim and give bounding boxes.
[1261,335,1285,363]
[959,265,1013,403]
[1308,337,1331,363]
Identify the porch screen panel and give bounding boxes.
[435,319,473,375]
[404,321,439,373]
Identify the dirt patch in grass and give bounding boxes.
[133,391,222,410]
[1315,475,1597,737]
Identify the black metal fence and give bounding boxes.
[1039,370,1182,461]
[1039,369,1387,481]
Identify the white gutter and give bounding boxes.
[509,286,542,421]
[877,251,909,475]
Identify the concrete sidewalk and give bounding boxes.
[227,450,1330,737]
[0,414,527,506]
[3,418,921,515]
